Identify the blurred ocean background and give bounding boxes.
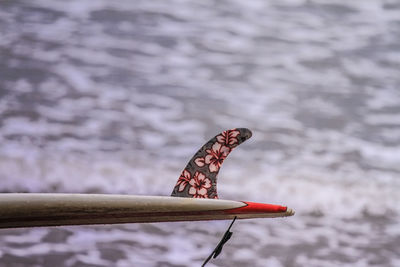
[1,0,400,266]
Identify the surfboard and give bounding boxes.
[0,128,295,229]
[0,194,294,228]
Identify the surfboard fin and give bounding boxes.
[171,128,252,199]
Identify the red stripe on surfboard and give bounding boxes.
[225,201,287,214]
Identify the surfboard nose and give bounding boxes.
[285,208,295,216]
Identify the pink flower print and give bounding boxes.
[176,170,191,192]
[194,157,205,167]
[216,129,240,146]
[205,142,230,172]
[188,171,211,198]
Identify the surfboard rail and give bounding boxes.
[0,193,293,228]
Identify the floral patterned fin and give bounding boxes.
[171,128,252,199]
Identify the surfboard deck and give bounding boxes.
[0,193,294,228]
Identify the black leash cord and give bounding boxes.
[202,216,237,267]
